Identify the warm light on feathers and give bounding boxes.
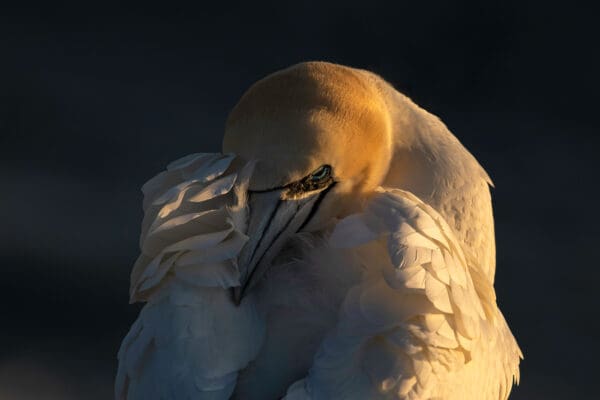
[116,61,521,400]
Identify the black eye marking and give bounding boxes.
[247,165,334,196]
[284,165,333,198]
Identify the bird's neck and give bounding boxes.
[379,87,497,282]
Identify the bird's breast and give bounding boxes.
[233,238,366,399]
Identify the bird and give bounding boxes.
[115,61,522,400]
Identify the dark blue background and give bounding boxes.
[1,2,598,398]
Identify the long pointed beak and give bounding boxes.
[232,189,321,304]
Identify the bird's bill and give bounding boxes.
[232,189,320,304]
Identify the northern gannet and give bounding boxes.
[116,61,522,400]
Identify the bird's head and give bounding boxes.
[223,62,393,303]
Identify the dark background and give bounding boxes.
[1,1,598,399]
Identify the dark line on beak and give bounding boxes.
[234,182,336,305]
[243,197,281,282]
[296,182,337,232]
[233,197,281,306]
[237,200,300,303]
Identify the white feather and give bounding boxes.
[117,155,263,400]
[119,66,521,400]
[297,188,521,400]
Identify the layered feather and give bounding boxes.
[116,62,521,400]
[117,153,521,400]
[116,153,265,400]
[286,188,521,400]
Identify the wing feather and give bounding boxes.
[116,153,265,400]
[291,188,519,400]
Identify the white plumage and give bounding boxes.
[116,62,521,399]
[116,154,263,400]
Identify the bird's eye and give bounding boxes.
[309,165,331,183]
[282,165,333,198]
